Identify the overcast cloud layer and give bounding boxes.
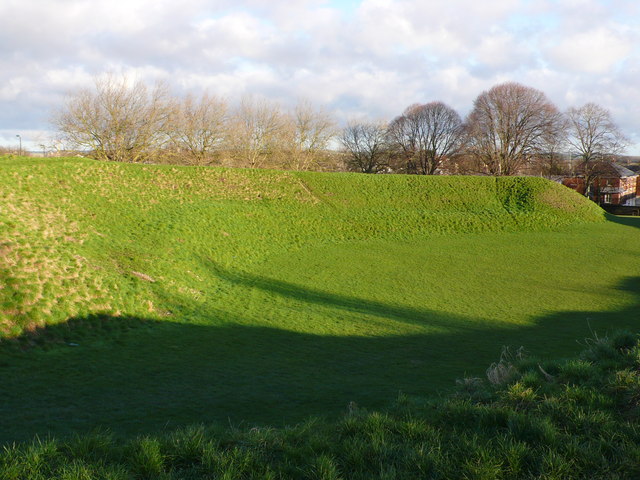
[1,0,639,153]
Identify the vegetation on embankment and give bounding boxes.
[2,330,640,480]
[0,156,604,338]
[1,156,638,444]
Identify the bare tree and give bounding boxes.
[168,93,228,165]
[286,100,337,171]
[465,82,563,176]
[387,102,464,175]
[566,103,628,197]
[340,122,389,173]
[531,117,570,177]
[566,103,628,163]
[227,96,291,168]
[52,74,172,163]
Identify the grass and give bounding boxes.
[0,156,639,445]
[2,330,640,479]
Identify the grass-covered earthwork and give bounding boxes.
[0,156,638,445]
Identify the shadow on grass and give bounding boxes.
[0,274,638,445]
[204,259,478,331]
[606,212,640,229]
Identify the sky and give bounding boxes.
[1,0,639,153]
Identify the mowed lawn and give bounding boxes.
[0,157,638,443]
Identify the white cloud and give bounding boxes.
[546,26,634,74]
[473,31,533,71]
[1,0,640,153]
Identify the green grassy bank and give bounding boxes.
[0,157,638,443]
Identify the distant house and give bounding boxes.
[562,161,638,205]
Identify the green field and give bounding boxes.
[1,157,638,444]
[4,331,640,479]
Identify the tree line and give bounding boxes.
[342,82,628,179]
[53,76,628,177]
[53,75,338,170]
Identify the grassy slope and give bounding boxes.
[0,157,639,443]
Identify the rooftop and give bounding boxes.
[570,160,638,178]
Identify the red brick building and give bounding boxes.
[562,161,638,205]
